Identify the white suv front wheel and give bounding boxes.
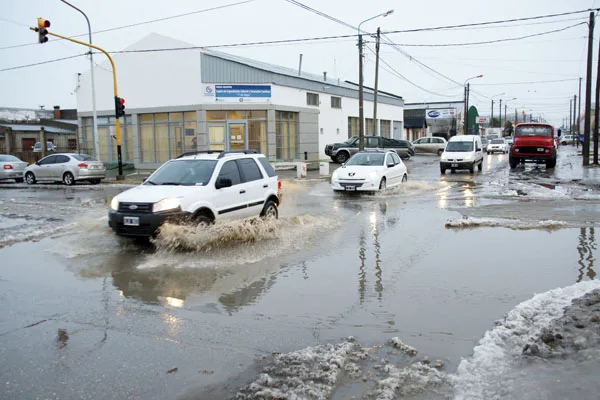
[261,201,278,220]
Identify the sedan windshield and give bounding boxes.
[0,155,21,162]
[346,153,385,166]
[71,154,98,161]
[146,160,217,186]
[445,141,473,152]
[491,139,505,144]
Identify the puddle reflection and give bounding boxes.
[358,208,385,304]
[577,227,597,282]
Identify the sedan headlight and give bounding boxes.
[110,197,119,211]
[153,198,181,213]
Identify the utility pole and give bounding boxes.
[583,11,594,166]
[499,99,502,132]
[570,99,573,135]
[578,77,582,137]
[358,33,365,150]
[515,108,518,125]
[372,27,381,136]
[573,94,577,142]
[491,100,494,128]
[594,29,600,164]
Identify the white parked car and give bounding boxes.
[24,153,106,185]
[412,136,447,155]
[32,141,57,153]
[486,138,508,154]
[108,151,282,238]
[331,150,407,192]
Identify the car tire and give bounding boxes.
[15,178,24,183]
[437,149,443,156]
[402,174,408,182]
[561,141,567,145]
[25,172,36,185]
[469,163,475,174]
[379,178,387,190]
[63,172,75,186]
[335,151,350,164]
[478,161,482,171]
[260,200,278,220]
[509,157,519,169]
[440,167,446,174]
[194,213,213,227]
[89,179,101,185]
[546,157,557,169]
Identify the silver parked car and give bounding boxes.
[24,153,106,185]
[0,154,27,183]
[412,136,447,155]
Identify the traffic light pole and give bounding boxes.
[31,28,124,179]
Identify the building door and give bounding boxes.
[21,138,36,152]
[228,123,246,151]
[208,125,226,151]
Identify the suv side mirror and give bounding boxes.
[216,177,232,189]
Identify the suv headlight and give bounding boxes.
[110,197,119,211]
[153,198,181,213]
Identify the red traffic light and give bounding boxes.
[37,18,50,29]
[114,96,126,118]
[119,98,125,105]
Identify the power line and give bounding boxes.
[476,78,580,86]
[0,53,86,72]
[383,22,586,47]
[0,0,256,50]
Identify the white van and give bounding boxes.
[440,135,484,174]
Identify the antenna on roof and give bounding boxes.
[298,54,303,76]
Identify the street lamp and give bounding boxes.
[463,74,483,135]
[358,9,394,150]
[59,0,100,161]
[490,92,505,128]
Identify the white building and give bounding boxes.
[76,33,404,168]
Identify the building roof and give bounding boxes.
[0,124,76,134]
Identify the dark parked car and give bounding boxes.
[325,135,414,163]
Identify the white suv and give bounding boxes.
[108,151,281,238]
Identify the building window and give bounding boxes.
[138,112,197,163]
[331,96,341,109]
[365,118,376,135]
[81,116,133,163]
[276,111,298,160]
[306,92,319,106]
[348,117,359,138]
[380,120,391,138]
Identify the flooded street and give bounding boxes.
[1,146,599,399]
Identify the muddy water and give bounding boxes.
[1,148,599,399]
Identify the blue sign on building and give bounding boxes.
[215,85,271,98]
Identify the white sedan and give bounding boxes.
[486,139,508,154]
[331,150,408,192]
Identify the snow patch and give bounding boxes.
[375,362,448,400]
[389,337,418,356]
[236,341,366,399]
[445,216,568,230]
[453,280,600,400]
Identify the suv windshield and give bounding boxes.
[491,139,505,144]
[346,153,385,166]
[146,160,217,186]
[343,137,358,145]
[445,141,473,152]
[515,126,553,137]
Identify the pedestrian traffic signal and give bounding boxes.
[37,18,50,43]
[115,96,125,118]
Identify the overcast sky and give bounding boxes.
[2,0,599,127]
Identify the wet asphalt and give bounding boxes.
[0,145,599,399]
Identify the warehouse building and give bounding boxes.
[76,33,405,168]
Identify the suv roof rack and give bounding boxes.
[217,150,259,158]
[175,150,221,159]
[175,149,260,159]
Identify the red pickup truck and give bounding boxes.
[509,123,557,169]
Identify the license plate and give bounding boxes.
[451,163,458,168]
[345,186,356,191]
[123,216,139,226]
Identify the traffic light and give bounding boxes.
[115,96,125,118]
[37,18,50,43]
